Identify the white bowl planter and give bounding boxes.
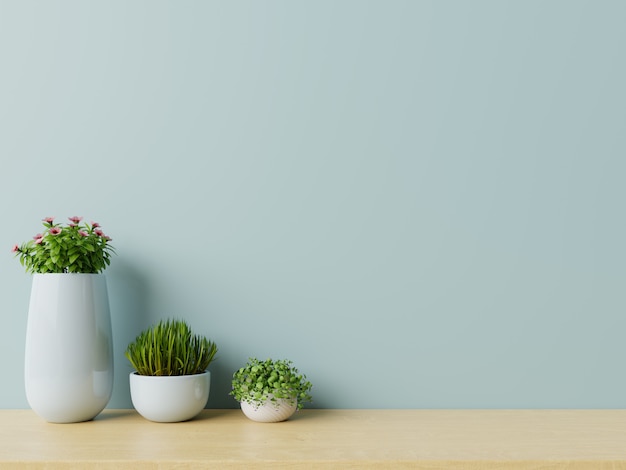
[240,397,297,423]
[129,371,210,423]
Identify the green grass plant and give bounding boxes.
[126,319,217,376]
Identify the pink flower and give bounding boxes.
[97,231,112,241]
[42,217,54,224]
[11,244,19,253]
[68,216,83,224]
[34,237,43,244]
[49,227,62,236]
[78,231,88,237]
[91,221,100,228]
[32,233,43,240]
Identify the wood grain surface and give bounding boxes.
[1,409,626,469]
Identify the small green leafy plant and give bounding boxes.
[125,319,218,376]
[12,216,114,274]
[230,358,312,409]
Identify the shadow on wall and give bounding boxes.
[106,259,150,408]
[105,260,239,410]
[208,360,239,409]
[103,263,321,410]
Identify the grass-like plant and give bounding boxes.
[230,358,312,409]
[125,319,218,376]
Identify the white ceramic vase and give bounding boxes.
[240,397,297,423]
[129,371,211,422]
[24,273,114,423]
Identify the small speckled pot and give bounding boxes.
[240,397,297,423]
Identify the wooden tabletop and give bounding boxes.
[1,409,626,469]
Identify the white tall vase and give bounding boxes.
[24,273,114,423]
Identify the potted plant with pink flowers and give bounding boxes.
[13,216,114,274]
[13,216,116,423]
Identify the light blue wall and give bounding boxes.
[1,1,625,409]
